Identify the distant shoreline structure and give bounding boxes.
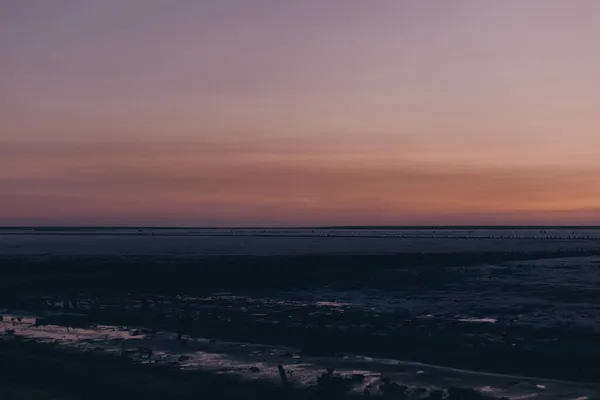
[2,225,600,230]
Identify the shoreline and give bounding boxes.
[3,322,598,400]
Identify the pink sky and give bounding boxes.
[2,1,600,226]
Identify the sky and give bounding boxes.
[2,0,600,226]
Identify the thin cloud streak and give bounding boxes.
[2,142,600,225]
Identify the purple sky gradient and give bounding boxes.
[2,1,600,225]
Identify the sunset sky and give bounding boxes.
[2,1,600,226]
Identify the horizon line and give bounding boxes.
[2,225,600,230]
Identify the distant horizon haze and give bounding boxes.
[2,225,600,230]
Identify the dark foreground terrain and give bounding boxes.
[2,229,600,399]
[3,336,533,400]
